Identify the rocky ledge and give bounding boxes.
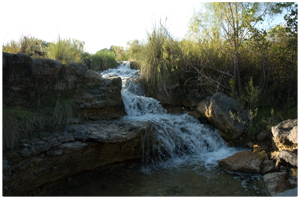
[3,119,151,196]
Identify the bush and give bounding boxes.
[90,49,117,71]
[47,36,85,65]
[2,36,48,58]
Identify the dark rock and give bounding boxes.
[3,52,32,84]
[74,76,125,120]
[57,135,75,143]
[279,150,298,167]
[275,187,297,196]
[257,130,271,142]
[218,151,262,174]
[261,159,277,174]
[197,92,248,138]
[261,172,291,196]
[46,149,64,156]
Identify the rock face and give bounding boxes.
[2,52,125,120]
[260,172,291,196]
[3,120,151,196]
[74,76,125,120]
[272,119,298,151]
[218,151,262,174]
[197,92,248,138]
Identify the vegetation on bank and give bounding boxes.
[123,2,298,139]
[2,2,297,148]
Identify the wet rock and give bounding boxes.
[197,92,248,138]
[218,151,262,174]
[261,171,290,196]
[279,150,298,167]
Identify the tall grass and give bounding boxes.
[3,95,76,150]
[47,36,85,65]
[90,49,117,71]
[2,36,47,58]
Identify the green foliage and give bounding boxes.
[2,36,48,58]
[3,94,76,150]
[90,49,117,71]
[47,36,85,65]
[137,25,182,96]
[111,45,129,61]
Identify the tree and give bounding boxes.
[188,2,284,96]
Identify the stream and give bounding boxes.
[39,62,268,196]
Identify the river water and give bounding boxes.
[39,62,268,196]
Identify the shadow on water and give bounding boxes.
[38,160,267,196]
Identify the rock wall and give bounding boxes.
[3,52,125,120]
[2,52,132,195]
[3,120,151,196]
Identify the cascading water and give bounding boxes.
[101,61,242,170]
[39,62,268,196]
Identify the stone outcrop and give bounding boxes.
[3,52,125,120]
[3,120,152,196]
[74,76,125,120]
[197,92,248,138]
[272,119,298,151]
[218,151,262,174]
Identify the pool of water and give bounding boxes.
[38,159,268,196]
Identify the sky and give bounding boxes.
[1,0,202,54]
[1,1,289,54]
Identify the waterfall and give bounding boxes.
[101,61,242,171]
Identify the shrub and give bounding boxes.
[90,49,117,71]
[47,36,85,65]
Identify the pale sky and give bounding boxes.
[1,0,202,54]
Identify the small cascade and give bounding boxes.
[101,61,242,171]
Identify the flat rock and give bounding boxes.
[59,141,87,153]
[218,150,262,174]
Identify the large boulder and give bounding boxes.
[197,92,248,138]
[260,172,291,196]
[218,151,262,174]
[272,119,298,151]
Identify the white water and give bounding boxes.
[101,61,244,171]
